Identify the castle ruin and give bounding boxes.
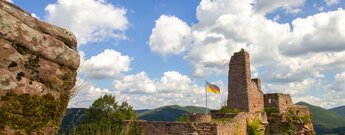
[123,50,314,135]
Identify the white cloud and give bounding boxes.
[148,0,345,108]
[156,71,193,93]
[254,0,305,14]
[184,0,290,76]
[112,71,227,109]
[68,79,112,108]
[80,49,132,80]
[45,0,128,45]
[324,0,340,6]
[265,78,317,96]
[70,71,227,109]
[113,72,156,94]
[279,9,345,56]
[5,0,13,3]
[149,15,192,56]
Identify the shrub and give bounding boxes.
[247,118,261,135]
[177,113,190,122]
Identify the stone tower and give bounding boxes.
[227,50,264,112]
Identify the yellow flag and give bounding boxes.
[206,81,220,94]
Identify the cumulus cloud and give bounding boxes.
[45,0,128,45]
[279,9,345,56]
[265,78,317,96]
[70,71,227,109]
[113,72,156,94]
[148,0,345,108]
[68,79,112,108]
[324,0,340,6]
[149,15,192,56]
[254,0,305,14]
[80,49,132,80]
[185,0,290,76]
[113,71,227,109]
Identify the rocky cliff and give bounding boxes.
[0,0,80,134]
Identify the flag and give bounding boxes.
[206,81,220,94]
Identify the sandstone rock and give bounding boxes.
[0,0,80,134]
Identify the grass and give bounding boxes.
[212,118,232,123]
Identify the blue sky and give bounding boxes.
[10,0,345,109]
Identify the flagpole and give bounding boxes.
[205,80,208,114]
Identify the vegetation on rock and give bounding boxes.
[0,91,69,134]
[247,118,261,135]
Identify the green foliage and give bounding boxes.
[247,118,261,135]
[72,94,137,134]
[218,103,240,114]
[302,114,311,124]
[177,113,190,122]
[232,108,240,114]
[264,107,277,116]
[0,91,69,133]
[219,104,231,113]
[241,48,246,52]
[213,117,232,123]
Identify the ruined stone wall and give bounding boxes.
[264,93,293,113]
[124,112,268,135]
[122,121,218,135]
[216,113,248,135]
[0,0,79,134]
[190,113,212,122]
[228,50,264,112]
[249,79,264,112]
[217,112,267,135]
[266,106,314,135]
[211,113,237,120]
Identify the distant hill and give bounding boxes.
[137,105,209,121]
[135,109,150,114]
[296,102,345,134]
[330,106,345,118]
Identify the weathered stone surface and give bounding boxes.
[190,113,212,122]
[227,50,264,112]
[124,112,268,135]
[0,0,79,134]
[266,106,314,135]
[264,93,293,113]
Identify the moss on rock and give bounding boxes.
[0,91,69,134]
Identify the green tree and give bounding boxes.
[72,94,136,135]
[176,113,190,122]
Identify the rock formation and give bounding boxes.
[0,0,79,134]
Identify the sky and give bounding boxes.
[9,0,345,109]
